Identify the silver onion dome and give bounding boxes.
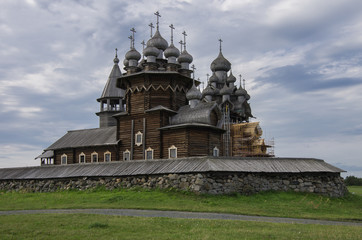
[220,83,233,95]
[186,83,202,100]
[143,45,159,57]
[114,55,120,64]
[209,72,218,83]
[235,86,247,97]
[202,84,214,97]
[123,58,129,67]
[210,51,231,72]
[125,48,141,61]
[227,71,236,83]
[178,49,193,63]
[164,43,180,58]
[147,30,168,51]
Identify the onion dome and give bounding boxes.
[114,55,120,64]
[235,86,247,97]
[143,45,159,57]
[186,82,202,100]
[227,71,236,83]
[220,83,233,95]
[146,30,168,51]
[164,43,180,58]
[178,49,193,63]
[202,84,214,97]
[123,58,129,67]
[210,51,231,72]
[209,72,218,83]
[125,48,141,61]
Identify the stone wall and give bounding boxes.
[0,172,347,197]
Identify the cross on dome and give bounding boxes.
[154,11,161,31]
[128,35,133,49]
[239,74,242,88]
[148,23,154,37]
[130,28,136,48]
[182,31,187,50]
[191,64,196,79]
[218,38,223,52]
[169,24,175,44]
[115,48,118,58]
[179,40,183,52]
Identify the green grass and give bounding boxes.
[348,186,362,196]
[0,214,361,240]
[1,187,361,222]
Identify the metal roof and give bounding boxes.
[45,126,117,150]
[98,62,123,100]
[170,102,221,125]
[0,157,344,180]
[35,150,54,159]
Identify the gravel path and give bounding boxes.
[0,209,361,226]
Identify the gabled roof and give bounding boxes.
[98,63,123,100]
[170,102,221,125]
[45,126,117,150]
[0,157,345,180]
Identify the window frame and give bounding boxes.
[61,154,67,165]
[168,145,177,159]
[91,152,98,163]
[135,131,143,146]
[79,152,86,164]
[145,147,154,160]
[213,147,219,157]
[123,150,130,161]
[104,151,111,162]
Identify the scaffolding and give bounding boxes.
[222,103,231,156]
[230,122,274,157]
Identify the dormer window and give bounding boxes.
[61,154,67,165]
[91,152,98,163]
[213,147,219,157]
[135,131,143,146]
[104,151,111,162]
[123,150,131,161]
[168,145,177,159]
[79,152,86,163]
[145,147,154,160]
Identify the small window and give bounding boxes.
[135,131,143,146]
[104,151,111,162]
[91,152,98,163]
[123,150,130,161]
[61,154,67,165]
[145,147,154,160]
[213,147,219,157]
[79,152,86,163]
[168,145,177,159]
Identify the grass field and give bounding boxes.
[0,213,361,240]
[0,187,361,222]
[348,186,362,196]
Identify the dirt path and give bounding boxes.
[1,209,361,226]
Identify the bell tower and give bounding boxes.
[96,49,125,128]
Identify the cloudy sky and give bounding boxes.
[1,0,361,177]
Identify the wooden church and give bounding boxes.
[36,12,271,166]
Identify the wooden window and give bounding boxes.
[213,147,219,157]
[91,152,98,163]
[135,131,143,146]
[104,151,111,162]
[61,154,67,165]
[123,150,130,161]
[168,145,177,159]
[145,147,154,160]
[79,152,86,163]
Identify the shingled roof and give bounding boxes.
[170,102,221,125]
[45,126,118,150]
[0,157,344,180]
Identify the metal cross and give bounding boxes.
[239,74,242,88]
[218,39,223,52]
[148,23,154,37]
[154,11,161,30]
[128,35,133,49]
[191,64,196,79]
[130,28,136,48]
[179,40,183,52]
[169,24,175,44]
[141,40,146,59]
[182,31,187,50]
[115,48,118,58]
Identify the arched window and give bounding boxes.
[168,145,177,159]
[145,147,154,160]
[213,147,219,157]
[104,151,111,162]
[91,152,98,163]
[79,152,86,163]
[135,131,143,146]
[61,154,67,165]
[123,150,130,161]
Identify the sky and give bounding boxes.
[1,0,361,177]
